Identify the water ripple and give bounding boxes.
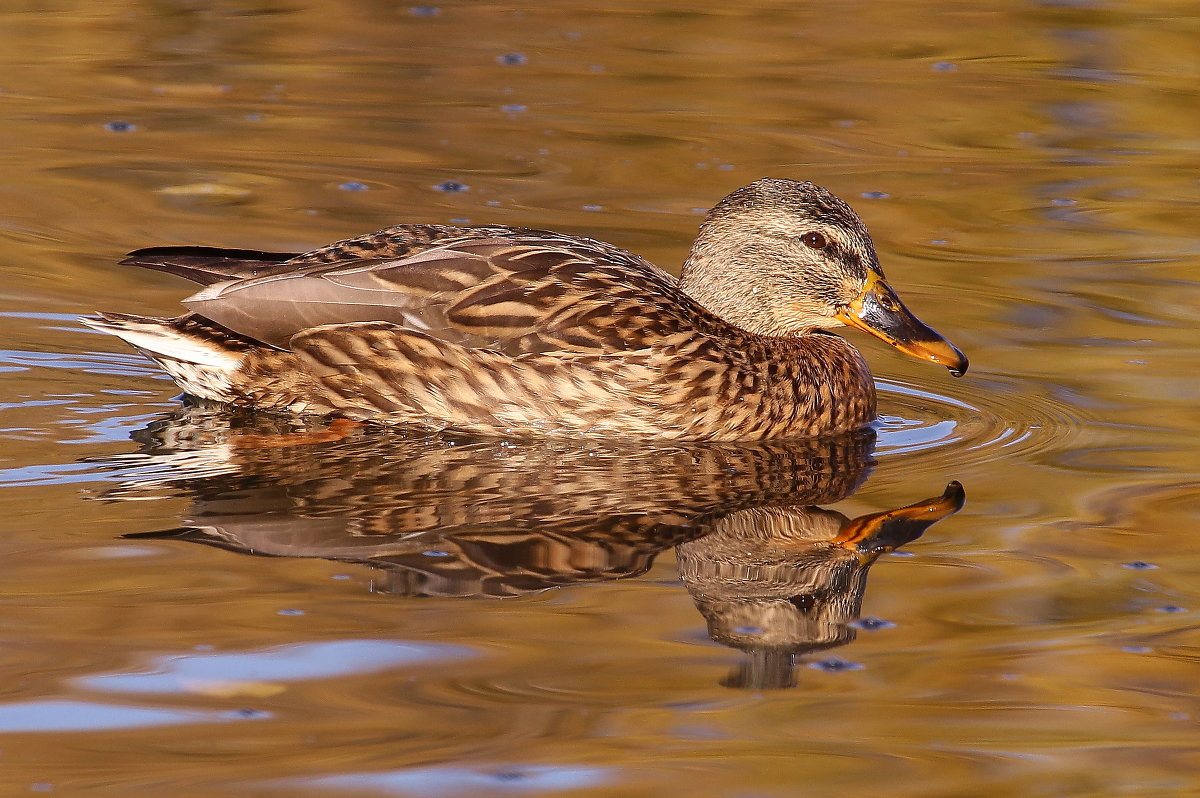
[875,374,1089,468]
[80,640,473,696]
[0,699,260,733]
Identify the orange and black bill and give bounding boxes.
[836,273,968,376]
[832,481,966,557]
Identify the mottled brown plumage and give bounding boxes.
[82,179,967,440]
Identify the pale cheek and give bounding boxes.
[772,303,840,334]
[806,311,847,331]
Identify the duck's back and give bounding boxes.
[155,225,707,358]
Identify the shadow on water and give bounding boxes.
[90,406,964,690]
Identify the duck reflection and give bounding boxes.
[101,406,963,688]
[678,484,963,689]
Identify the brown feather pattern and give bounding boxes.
[83,179,948,440]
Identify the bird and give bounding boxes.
[81,178,967,441]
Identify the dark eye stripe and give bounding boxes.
[824,241,859,265]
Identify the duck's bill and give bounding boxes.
[832,481,966,557]
[835,274,969,376]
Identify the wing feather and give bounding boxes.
[180,231,717,355]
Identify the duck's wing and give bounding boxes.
[120,247,300,285]
[178,230,715,356]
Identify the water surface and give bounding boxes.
[1,1,1198,795]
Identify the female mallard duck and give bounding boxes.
[82,178,966,440]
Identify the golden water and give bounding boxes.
[1,1,1198,794]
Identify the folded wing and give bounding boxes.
[180,234,710,356]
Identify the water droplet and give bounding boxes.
[931,61,958,72]
[277,608,305,616]
[581,204,602,211]
[409,5,441,16]
[809,657,864,672]
[1122,645,1152,654]
[338,181,369,192]
[1123,560,1158,570]
[422,550,451,557]
[105,120,135,132]
[860,191,890,200]
[224,707,271,719]
[496,52,526,66]
[434,180,469,193]
[1157,605,1186,613]
[851,616,895,631]
[493,771,527,782]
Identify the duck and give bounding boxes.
[81,178,967,441]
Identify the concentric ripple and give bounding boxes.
[873,374,1091,469]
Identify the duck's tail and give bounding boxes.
[79,312,256,401]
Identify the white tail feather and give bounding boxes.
[80,314,243,400]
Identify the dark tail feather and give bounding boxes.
[120,246,301,285]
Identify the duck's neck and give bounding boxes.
[765,334,878,437]
[680,251,784,337]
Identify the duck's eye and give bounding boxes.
[800,231,827,249]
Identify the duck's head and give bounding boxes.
[681,178,968,376]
